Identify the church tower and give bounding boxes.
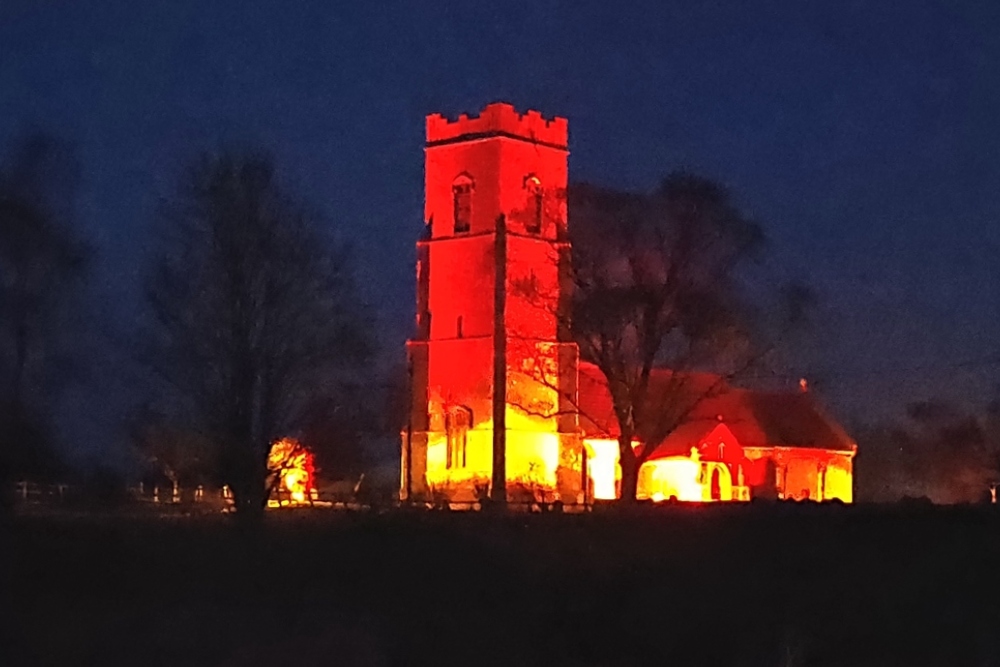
[402,103,581,504]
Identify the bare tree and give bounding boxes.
[142,150,374,519]
[296,381,374,484]
[128,404,216,490]
[887,399,1000,503]
[563,174,787,502]
[0,132,89,492]
[508,173,801,503]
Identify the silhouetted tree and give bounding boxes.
[0,133,89,499]
[852,422,908,502]
[511,174,801,503]
[381,361,411,436]
[888,399,1000,503]
[128,404,216,490]
[296,381,374,483]
[142,150,375,519]
[566,174,778,502]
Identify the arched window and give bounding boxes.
[445,406,472,469]
[524,175,543,234]
[710,467,722,501]
[452,174,473,234]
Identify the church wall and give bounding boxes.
[402,341,430,499]
[425,337,494,427]
[426,236,496,340]
[783,456,821,501]
[742,454,770,488]
[556,433,584,504]
[505,235,560,341]
[424,138,501,238]
[498,138,568,239]
[401,431,429,499]
[584,438,622,501]
[774,448,855,502]
[422,411,565,502]
[637,457,705,502]
[823,453,854,502]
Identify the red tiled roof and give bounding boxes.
[576,362,854,453]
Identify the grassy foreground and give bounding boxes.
[4,504,1000,666]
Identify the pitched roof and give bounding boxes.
[646,420,724,460]
[576,362,854,453]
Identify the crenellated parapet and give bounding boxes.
[426,102,568,149]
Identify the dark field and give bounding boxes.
[4,505,1000,666]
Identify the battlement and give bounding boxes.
[426,102,568,148]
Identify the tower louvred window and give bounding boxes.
[525,175,543,234]
[445,406,472,469]
[453,175,473,233]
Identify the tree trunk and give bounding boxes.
[619,436,640,503]
[226,439,268,526]
[232,476,266,527]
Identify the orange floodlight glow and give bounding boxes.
[267,438,316,507]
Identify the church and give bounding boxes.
[400,102,856,505]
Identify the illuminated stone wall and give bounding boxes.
[582,439,855,504]
[403,103,581,504]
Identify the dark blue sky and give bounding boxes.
[2,0,998,457]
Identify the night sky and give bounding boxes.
[2,1,998,460]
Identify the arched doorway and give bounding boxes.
[710,467,722,501]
